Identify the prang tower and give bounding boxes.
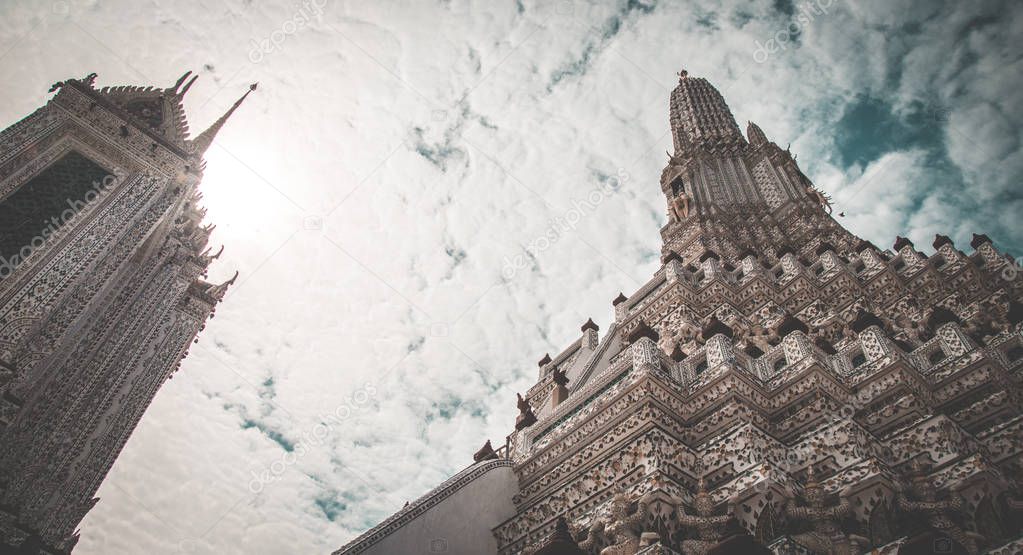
[335,71,1023,555]
[0,72,250,553]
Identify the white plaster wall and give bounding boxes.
[355,464,518,555]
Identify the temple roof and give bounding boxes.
[55,72,255,160]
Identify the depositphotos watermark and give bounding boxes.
[248,0,328,63]
[501,168,630,280]
[752,0,838,64]
[0,174,116,279]
[248,382,377,493]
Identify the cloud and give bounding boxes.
[0,0,1019,553]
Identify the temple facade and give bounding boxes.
[0,72,249,553]
[335,72,1023,555]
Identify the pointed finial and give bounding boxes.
[472,439,498,463]
[189,83,258,156]
[179,74,199,97]
[171,71,193,94]
[204,270,239,301]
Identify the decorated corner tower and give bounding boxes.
[0,73,251,553]
[343,71,1023,555]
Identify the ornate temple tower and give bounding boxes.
[336,70,1023,555]
[0,72,250,553]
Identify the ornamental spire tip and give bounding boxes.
[189,82,258,156]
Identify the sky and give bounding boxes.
[0,0,1021,553]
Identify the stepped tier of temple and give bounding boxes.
[336,71,1023,555]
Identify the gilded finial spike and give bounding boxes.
[189,82,259,155]
[180,74,199,97]
[172,71,193,94]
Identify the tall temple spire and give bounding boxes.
[669,70,744,155]
[189,83,258,156]
[1,71,239,553]
[335,66,1023,555]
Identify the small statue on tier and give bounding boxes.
[963,300,1011,343]
[783,465,867,555]
[674,476,734,555]
[669,192,691,222]
[515,393,537,430]
[896,462,983,555]
[574,519,606,553]
[599,490,654,555]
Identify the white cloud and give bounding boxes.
[0,0,1019,553]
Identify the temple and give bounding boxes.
[335,71,1023,554]
[0,72,249,553]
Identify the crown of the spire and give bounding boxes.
[189,83,258,156]
[669,70,744,154]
